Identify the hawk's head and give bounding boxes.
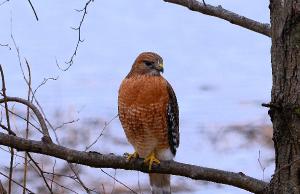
[127,52,164,77]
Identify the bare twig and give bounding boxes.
[43,116,60,144]
[0,0,9,7]
[11,20,53,142]
[11,20,52,139]
[100,169,137,194]
[6,151,14,194]
[32,76,59,97]
[257,151,266,181]
[0,132,268,193]
[11,30,56,139]
[164,0,271,37]
[110,169,117,194]
[63,0,94,69]
[0,65,14,194]
[0,172,34,193]
[27,153,53,193]
[0,43,11,50]
[0,179,7,194]
[24,159,79,194]
[0,68,14,136]
[42,175,79,194]
[22,63,56,142]
[42,113,93,193]
[85,114,118,151]
[16,63,59,140]
[0,123,16,136]
[54,118,80,131]
[68,164,92,194]
[0,96,52,143]
[44,171,75,179]
[10,21,22,72]
[50,160,56,191]
[17,59,55,143]
[23,60,31,194]
[40,108,92,193]
[27,0,38,21]
[0,146,25,159]
[0,105,41,133]
[30,100,93,193]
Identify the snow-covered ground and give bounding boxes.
[0,0,273,193]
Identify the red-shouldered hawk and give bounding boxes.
[118,52,179,194]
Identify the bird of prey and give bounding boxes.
[118,52,179,194]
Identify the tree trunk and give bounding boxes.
[268,0,300,193]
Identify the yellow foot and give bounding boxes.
[144,152,160,171]
[126,151,139,161]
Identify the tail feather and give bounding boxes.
[149,173,171,194]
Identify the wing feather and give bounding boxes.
[166,82,179,155]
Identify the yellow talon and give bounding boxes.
[126,151,139,161]
[144,152,160,171]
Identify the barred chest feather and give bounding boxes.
[118,74,179,158]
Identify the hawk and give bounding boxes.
[118,52,179,194]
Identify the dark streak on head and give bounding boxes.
[127,52,164,78]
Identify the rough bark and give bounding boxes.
[0,132,267,193]
[267,0,300,193]
[164,0,271,37]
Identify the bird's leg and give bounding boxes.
[126,151,139,161]
[144,152,160,171]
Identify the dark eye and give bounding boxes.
[144,61,154,67]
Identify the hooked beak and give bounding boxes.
[157,63,164,73]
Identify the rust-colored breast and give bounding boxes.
[118,75,170,157]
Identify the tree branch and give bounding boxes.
[27,0,39,21]
[0,179,7,194]
[0,96,52,143]
[63,0,94,69]
[0,171,33,194]
[27,153,53,193]
[0,0,9,7]
[0,65,14,194]
[163,0,271,37]
[0,43,11,50]
[0,132,268,193]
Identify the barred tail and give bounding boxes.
[149,173,171,194]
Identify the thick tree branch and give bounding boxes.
[164,0,271,37]
[0,132,267,193]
